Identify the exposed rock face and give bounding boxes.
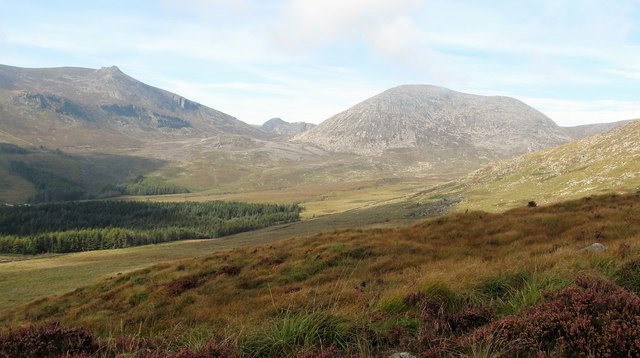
[0,64,265,151]
[261,118,316,139]
[294,85,573,159]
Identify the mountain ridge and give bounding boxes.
[293,85,576,160]
[0,64,265,152]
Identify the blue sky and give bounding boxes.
[1,0,639,125]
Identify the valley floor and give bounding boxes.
[0,197,431,311]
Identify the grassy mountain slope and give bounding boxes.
[2,193,640,356]
[427,119,640,212]
[0,145,168,203]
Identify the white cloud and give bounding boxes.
[269,0,452,82]
[271,0,422,49]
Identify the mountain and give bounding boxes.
[426,119,640,211]
[1,66,631,205]
[260,117,315,139]
[0,64,265,151]
[294,85,574,159]
[563,120,630,140]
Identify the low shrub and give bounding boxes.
[467,276,640,357]
[166,275,201,296]
[0,322,97,357]
[446,305,493,334]
[219,265,242,276]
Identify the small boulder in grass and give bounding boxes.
[389,353,417,358]
[527,201,537,207]
[579,243,606,253]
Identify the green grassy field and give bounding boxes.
[138,177,439,219]
[0,199,430,312]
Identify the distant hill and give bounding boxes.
[0,66,632,205]
[294,85,577,159]
[0,64,265,152]
[260,118,315,139]
[429,119,640,211]
[563,120,630,140]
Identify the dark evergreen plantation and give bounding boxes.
[9,161,87,202]
[0,200,301,254]
[110,175,190,196]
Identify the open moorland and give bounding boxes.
[2,193,640,357]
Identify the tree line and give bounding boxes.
[9,161,86,202]
[106,175,190,196]
[0,200,301,254]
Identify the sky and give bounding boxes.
[1,0,639,126]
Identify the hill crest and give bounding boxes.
[0,64,265,151]
[294,85,573,159]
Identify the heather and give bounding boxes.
[3,193,640,356]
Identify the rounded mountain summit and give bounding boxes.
[293,85,574,159]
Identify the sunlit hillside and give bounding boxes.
[3,192,640,357]
[424,119,640,212]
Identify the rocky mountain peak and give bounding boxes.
[262,118,288,131]
[293,85,572,159]
[0,64,266,151]
[98,65,122,73]
[260,118,316,139]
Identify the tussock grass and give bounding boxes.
[2,192,640,356]
[241,311,347,357]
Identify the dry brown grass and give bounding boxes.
[128,178,435,219]
[2,192,640,349]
